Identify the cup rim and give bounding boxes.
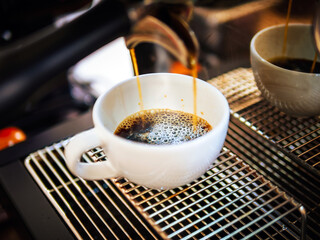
[250,23,320,77]
[92,72,230,149]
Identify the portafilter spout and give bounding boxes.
[125,1,199,69]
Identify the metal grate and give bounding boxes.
[25,141,305,239]
[208,68,262,113]
[113,148,305,240]
[209,68,320,174]
[227,116,320,239]
[23,67,319,239]
[25,141,161,240]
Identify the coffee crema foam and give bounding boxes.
[114,109,212,145]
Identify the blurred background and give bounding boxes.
[0,0,317,239]
[0,0,315,137]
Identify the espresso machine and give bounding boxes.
[0,0,199,125]
[1,0,320,239]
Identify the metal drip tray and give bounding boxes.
[25,141,305,239]
[209,68,320,175]
[113,148,305,240]
[23,67,320,239]
[235,103,320,174]
[209,68,320,239]
[24,141,161,239]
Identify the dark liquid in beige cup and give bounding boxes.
[269,57,320,73]
[114,109,212,145]
[279,0,319,73]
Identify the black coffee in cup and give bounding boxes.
[114,109,212,145]
[269,57,320,73]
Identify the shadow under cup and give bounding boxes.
[91,73,230,189]
[250,24,320,117]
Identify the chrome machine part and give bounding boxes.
[126,1,199,68]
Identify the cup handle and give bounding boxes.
[64,128,119,180]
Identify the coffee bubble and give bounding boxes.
[114,109,212,145]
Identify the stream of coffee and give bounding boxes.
[129,48,199,129]
[310,52,318,73]
[190,57,198,128]
[129,48,144,111]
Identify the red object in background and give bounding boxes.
[0,127,26,150]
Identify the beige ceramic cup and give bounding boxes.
[64,73,229,189]
[250,23,320,117]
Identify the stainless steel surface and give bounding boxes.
[226,117,320,239]
[24,141,304,239]
[114,148,304,239]
[23,68,320,239]
[208,68,263,113]
[210,68,320,239]
[25,141,160,240]
[236,101,320,173]
[209,68,320,175]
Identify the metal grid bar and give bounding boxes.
[113,148,304,240]
[208,68,263,113]
[25,140,160,240]
[24,140,304,239]
[209,68,320,174]
[226,117,320,239]
[235,99,320,173]
[210,68,320,238]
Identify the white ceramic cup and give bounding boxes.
[64,73,229,189]
[250,23,320,117]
